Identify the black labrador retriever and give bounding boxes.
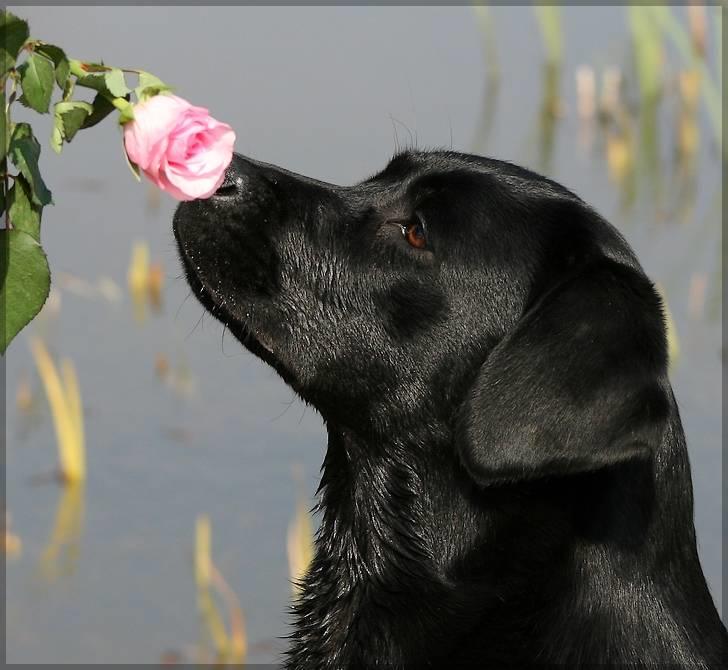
[173,150,727,668]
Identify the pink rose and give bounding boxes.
[123,94,236,201]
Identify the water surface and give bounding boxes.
[5,6,722,664]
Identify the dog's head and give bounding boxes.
[174,150,670,483]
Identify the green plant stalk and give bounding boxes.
[0,10,175,354]
[534,5,563,65]
[651,6,721,146]
[198,587,230,659]
[66,57,148,78]
[2,90,6,228]
[628,5,663,104]
[2,72,11,227]
[715,6,722,83]
[67,59,133,115]
[474,5,499,80]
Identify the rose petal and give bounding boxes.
[123,93,235,201]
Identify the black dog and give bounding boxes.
[174,150,726,668]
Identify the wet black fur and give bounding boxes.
[173,150,727,668]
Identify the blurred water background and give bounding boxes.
[4,5,722,664]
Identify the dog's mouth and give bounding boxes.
[173,215,291,381]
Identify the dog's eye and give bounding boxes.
[404,221,427,249]
[385,216,428,250]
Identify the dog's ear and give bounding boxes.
[457,259,670,485]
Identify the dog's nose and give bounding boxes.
[217,166,238,193]
[215,154,250,197]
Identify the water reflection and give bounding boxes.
[471,6,500,153]
[29,339,86,484]
[605,121,637,208]
[287,466,315,598]
[39,483,85,582]
[673,68,701,224]
[194,515,247,665]
[155,351,196,398]
[537,61,563,172]
[128,240,165,323]
[4,512,23,560]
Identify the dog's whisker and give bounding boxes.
[406,78,418,150]
[388,114,414,150]
[185,310,205,341]
[220,321,228,355]
[219,318,246,359]
[174,290,193,322]
[388,113,400,153]
[270,394,297,422]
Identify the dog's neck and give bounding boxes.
[285,424,588,669]
[318,425,434,573]
[287,424,454,668]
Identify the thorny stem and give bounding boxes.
[2,71,19,229]
[2,74,11,229]
[68,58,147,79]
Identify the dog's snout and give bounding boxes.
[215,152,339,202]
[215,153,258,197]
[216,164,240,195]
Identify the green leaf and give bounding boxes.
[74,72,106,92]
[0,11,29,75]
[104,68,130,97]
[12,123,32,141]
[61,76,75,101]
[54,100,93,142]
[124,154,141,181]
[18,53,55,113]
[9,123,53,206]
[137,71,165,90]
[121,136,140,181]
[80,92,115,129]
[0,228,51,354]
[135,71,173,102]
[0,186,5,218]
[137,84,174,103]
[8,176,41,241]
[35,43,70,88]
[50,120,63,154]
